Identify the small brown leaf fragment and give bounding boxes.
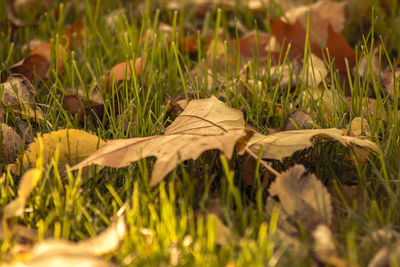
[324,24,356,73]
[269,165,332,227]
[1,123,23,163]
[63,95,105,121]
[282,110,314,131]
[71,96,249,186]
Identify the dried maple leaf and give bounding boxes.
[269,19,320,58]
[323,24,356,73]
[246,128,379,161]
[71,96,250,186]
[269,164,332,227]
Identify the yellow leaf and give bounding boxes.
[18,129,105,170]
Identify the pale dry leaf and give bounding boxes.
[246,128,379,162]
[347,117,371,136]
[357,47,381,80]
[2,168,42,219]
[16,129,105,172]
[3,216,126,267]
[76,215,126,255]
[268,54,327,88]
[269,164,332,225]
[285,0,347,45]
[367,239,400,267]
[71,96,249,186]
[381,68,400,102]
[207,214,231,246]
[312,224,346,267]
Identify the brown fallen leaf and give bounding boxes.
[71,95,250,186]
[63,95,105,122]
[1,123,23,163]
[246,128,379,162]
[10,42,66,83]
[282,110,314,131]
[269,164,332,228]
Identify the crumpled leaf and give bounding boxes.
[269,164,332,227]
[4,216,126,267]
[0,74,45,122]
[71,96,250,186]
[16,129,105,172]
[246,128,379,162]
[2,168,42,220]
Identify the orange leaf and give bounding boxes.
[323,24,356,73]
[107,57,145,87]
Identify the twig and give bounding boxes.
[245,147,280,177]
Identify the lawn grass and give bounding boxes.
[1,0,400,266]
